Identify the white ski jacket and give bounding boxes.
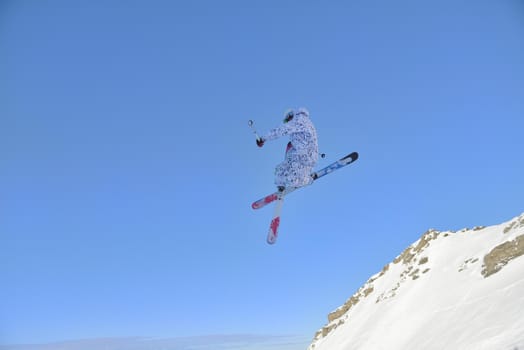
[264,110,319,165]
[264,109,319,187]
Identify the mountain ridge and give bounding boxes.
[309,212,524,350]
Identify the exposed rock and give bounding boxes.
[394,229,439,265]
[458,257,479,272]
[482,234,524,277]
[503,214,524,234]
[419,256,429,265]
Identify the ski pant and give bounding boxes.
[274,142,317,188]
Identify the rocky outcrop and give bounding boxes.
[482,234,524,277]
[481,213,524,277]
[312,229,439,343]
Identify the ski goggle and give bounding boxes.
[283,110,294,123]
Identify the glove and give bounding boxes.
[283,110,294,123]
[256,137,265,147]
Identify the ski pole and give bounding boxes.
[248,120,261,140]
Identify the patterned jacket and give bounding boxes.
[264,110,319,165]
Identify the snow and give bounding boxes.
[309,213,524,350]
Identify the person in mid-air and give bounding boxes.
[256,107,319,193]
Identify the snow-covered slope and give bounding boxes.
[309,212,524,350]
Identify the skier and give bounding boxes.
[256,107,319,193]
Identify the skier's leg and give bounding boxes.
[284,153,315,188]
[274,162,287,187]
[274,146,294,190]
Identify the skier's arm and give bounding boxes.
[263,120,295,142]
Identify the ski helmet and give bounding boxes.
[296,107,309,117]
[283,109,294,123]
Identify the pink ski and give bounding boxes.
[267,196,285,244]
[252,193,279,209]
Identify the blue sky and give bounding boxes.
[1,0,523,348]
